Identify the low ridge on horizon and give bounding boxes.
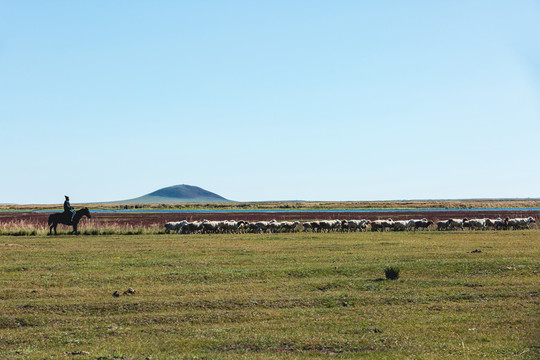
[112,184,232,204]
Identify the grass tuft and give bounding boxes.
[384,266,400,280]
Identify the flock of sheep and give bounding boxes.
[164,216,536,234]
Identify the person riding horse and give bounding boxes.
[64,195,76,224]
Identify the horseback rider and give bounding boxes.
[63,195,76,224]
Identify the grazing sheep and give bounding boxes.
[436,220,451,231]
[393,220,415,231]
[279,221,300,232]
[370,219,393,232]
[467,219,487,231]
[302,222,313,232]
[164,221,187,234]
[160,214,534,235]
[507,217,536,230]
[183,221,203,234]
[413,219,433,231]
[485,218,506,230]
[448,218,468,231]
[347,219,370,232]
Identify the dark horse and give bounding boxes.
[48,207,91,235]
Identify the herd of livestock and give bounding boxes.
[164,216,536,234]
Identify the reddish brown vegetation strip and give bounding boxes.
[1,210,538,229]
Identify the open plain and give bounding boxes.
[0,206,539,236]
[1,229,539,359]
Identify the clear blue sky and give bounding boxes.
[1,1,539,204]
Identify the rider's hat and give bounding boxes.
[65,195,69,199]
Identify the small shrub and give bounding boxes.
[384,266,400,280]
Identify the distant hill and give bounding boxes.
[113,184,232,204]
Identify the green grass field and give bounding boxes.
[1,231,539,359]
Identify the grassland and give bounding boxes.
[0,217,160,237]
[2,198,540,212]
[1,231,539,359]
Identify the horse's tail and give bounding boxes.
[48,214,54,226]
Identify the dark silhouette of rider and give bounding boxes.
[64,195,75,224]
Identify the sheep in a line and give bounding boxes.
[448,218,469,231]
[164,216,536,234]
[370,219,394,232]
[413,219,433,231]
[436,220,451,231]
[465,219,487,231]
[506,216,536,230]
[164,221,188,234]
[345,219,371,232]
[219,220,247,234]
[303,221,321,232]
[279,221,301,232]
[485,218,507,230]
[393,220,415,231]
[267,221,282,233]
[319,220,342,232]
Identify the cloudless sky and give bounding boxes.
[1,1,539,204]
